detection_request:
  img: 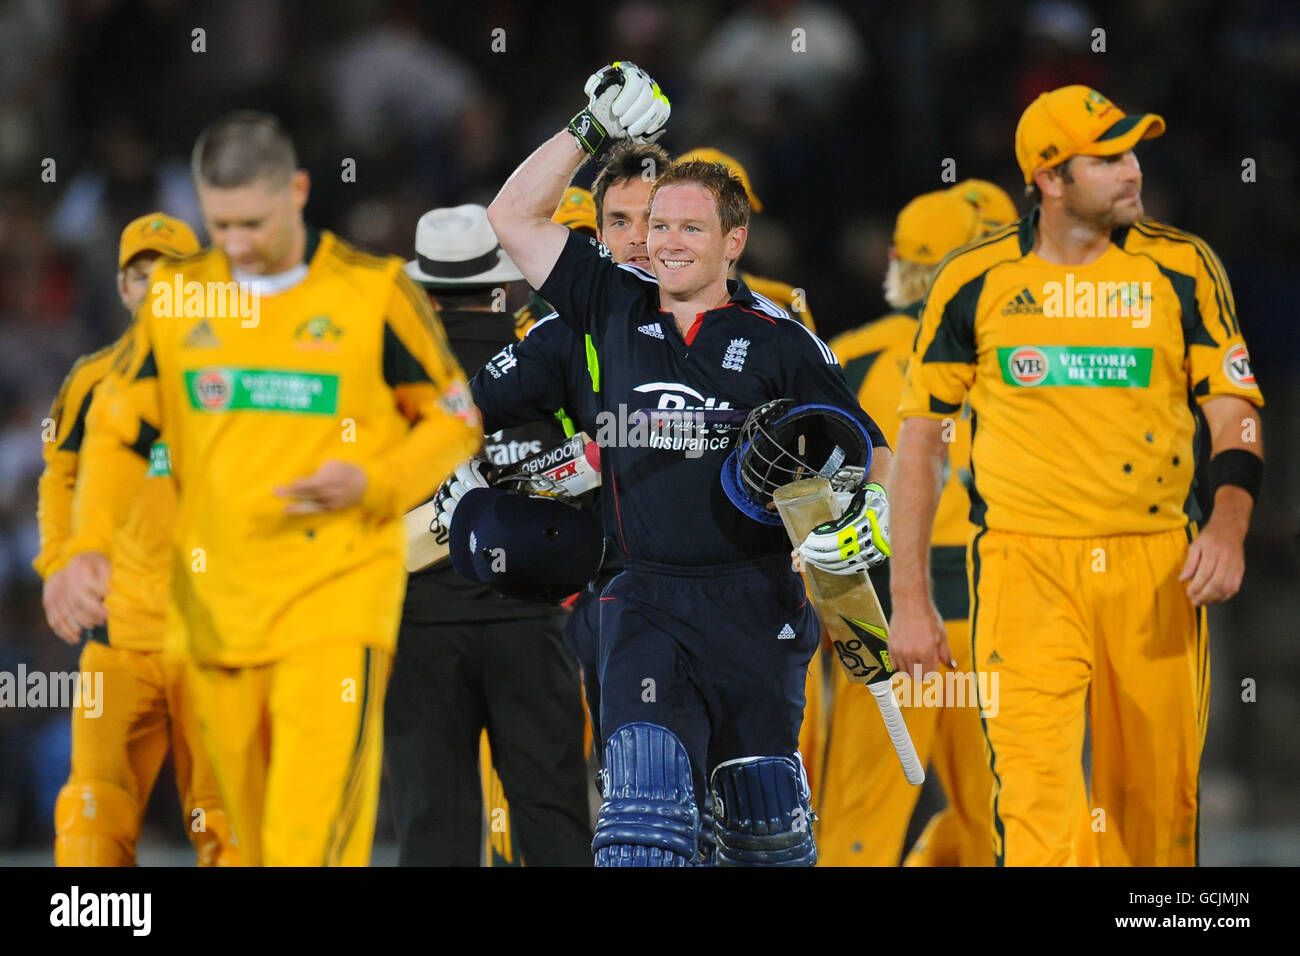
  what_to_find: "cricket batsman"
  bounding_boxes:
[474,61,892,866]
[35,212,238,866]
[889,86,1265,866]
[53,112,482,865]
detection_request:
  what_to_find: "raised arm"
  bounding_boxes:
[487,132,588,290]
[488,62,670,290]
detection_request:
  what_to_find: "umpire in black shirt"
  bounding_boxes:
[383,204,592,866]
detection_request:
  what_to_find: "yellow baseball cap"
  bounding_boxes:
[893,190,980,266]
[950,179,1019,230]
[676,147,763,212]
[1015,85,1165,184]
[552,187,598,235]
[119,213,200,269]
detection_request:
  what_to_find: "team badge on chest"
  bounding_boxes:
[722,338,750,372]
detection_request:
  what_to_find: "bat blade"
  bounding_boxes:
[773,477,925,786]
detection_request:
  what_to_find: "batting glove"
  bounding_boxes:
[797,483,891,575]
[569,61,670,158]
[434,458,493,534]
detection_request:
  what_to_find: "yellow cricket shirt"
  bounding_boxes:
[34,337,176,650]
[901,211,1263,536]
[62,230,481,666]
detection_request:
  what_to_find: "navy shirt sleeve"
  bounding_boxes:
[779,322,890,453]
[537,229,615,337]
[538,228,657,342]
[471,313,571,433]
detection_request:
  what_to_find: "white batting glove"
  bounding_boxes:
[570,62,670,156]
[606,62,670,141]
[797,483,890,575]
[434,458,493,533]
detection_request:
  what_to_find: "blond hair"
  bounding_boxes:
[884,257,938,311]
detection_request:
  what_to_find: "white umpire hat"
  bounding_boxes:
[404,203,524,288]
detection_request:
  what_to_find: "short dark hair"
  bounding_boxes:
[192,111,298,188]
[592,141,669,225]
[1026,157,1075,205]
[649,160,751,234]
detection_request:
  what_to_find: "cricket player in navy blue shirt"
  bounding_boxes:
[477,62,893,866]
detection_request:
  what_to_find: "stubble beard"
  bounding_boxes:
[1067,192,1143,233]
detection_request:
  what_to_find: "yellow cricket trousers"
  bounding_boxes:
[187,643,390,866]
[970,526,1207,866]
[813,619,1097,866]
[56,640,238,865]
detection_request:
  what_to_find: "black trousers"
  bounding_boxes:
[384,613,593,866]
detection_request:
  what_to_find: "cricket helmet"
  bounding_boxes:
[721,400,873,525]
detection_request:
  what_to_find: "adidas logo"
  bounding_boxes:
[986,649,1003,664]
[182,318,221,349]
[777,623,796,640]
[637,322,664,339]
[1001,288,1043,315]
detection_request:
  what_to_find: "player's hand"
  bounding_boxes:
[887,599,955,677]
[1179,509,1248,605]
[275,460,368,514]
[434,458,494,533]
[796,483,890,575]
[571,62,670,156]
[44,552,111,644]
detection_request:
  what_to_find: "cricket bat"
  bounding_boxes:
[773,477,925,785]
[403,432,602,573]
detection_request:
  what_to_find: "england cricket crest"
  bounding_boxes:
[721,338,749,372]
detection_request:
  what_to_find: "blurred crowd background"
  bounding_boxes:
[0,0,1297,863]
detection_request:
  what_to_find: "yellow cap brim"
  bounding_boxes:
[1079,112,1166,158]
[119,242,192,269]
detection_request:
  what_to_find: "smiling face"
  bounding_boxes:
[196,170,309,274]
[597,176,655,268]
[647,183,746,299]
[1042,151,1145,230]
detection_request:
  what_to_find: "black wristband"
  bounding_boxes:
[1208,448,1263,500]
[568,109,610,159]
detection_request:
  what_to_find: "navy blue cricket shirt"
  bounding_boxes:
[538,229,886,567]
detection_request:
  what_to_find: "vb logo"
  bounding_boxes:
[1223,344,1255,388]
[1008,347,1048,387]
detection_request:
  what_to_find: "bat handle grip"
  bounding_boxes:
[869,681,926,785]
